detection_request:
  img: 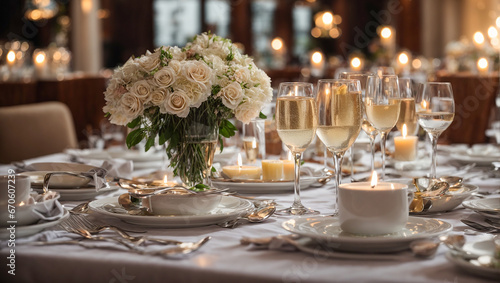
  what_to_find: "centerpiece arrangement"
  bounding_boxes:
[103,32,273,187]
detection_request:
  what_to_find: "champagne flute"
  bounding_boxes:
[275,82,319,215]
[339,72,377,172]
[316,79,362,215]
[416,82,455,178]
[365,75,401,180]
[397,78,419,136]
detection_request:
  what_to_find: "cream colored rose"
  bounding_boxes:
[130,80,151,103]
[151,87,168,106]
[170,47,186,61]
[121,58,140,81]
[119,92,144,122]
[234,67,250,83]
[220,82,243,110]
[235,101,262,124]
[168,60,181,74]
[162,89,191,118]
[153,67,176,87]
[183,61,212,86]
[137,51,161,72]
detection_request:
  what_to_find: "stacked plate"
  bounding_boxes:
[463,198,500,220]
[68,148,164,169]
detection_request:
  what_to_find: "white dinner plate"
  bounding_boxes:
[32,185,119,201]
[211,177,319,194]
[89,196,254,228]
[462,197,500,219]
[69,149,164,162]
[0,209,69,239]
[449,153,500,166]
[445,239,500,280]
[282,216,452,253]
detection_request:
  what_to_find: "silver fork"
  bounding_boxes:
[61,214,184,246]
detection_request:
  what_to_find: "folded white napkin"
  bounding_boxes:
[393,157,430,171]
[32,199,65,222]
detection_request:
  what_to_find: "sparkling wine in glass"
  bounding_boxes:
[365,75,401,180]
[315,79,362,215]
[339,72,377,172]
[396,78,419,136]
[275,82,319,215]
[416,82,455,178]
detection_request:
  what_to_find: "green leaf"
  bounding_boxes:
[126,128,145,148]
[259,112,267,119]
[127,116,141,129]
[218,135,224,152]
[191,183,210,191]
[211,166,217,173]
[104,112,110,118]
[211,85,221,96]
[144,135,155,152]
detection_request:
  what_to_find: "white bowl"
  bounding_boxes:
[0,192,61,226]
[24,162,99,188]
[142,192,222,215]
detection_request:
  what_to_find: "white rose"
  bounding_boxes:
[183,61,212,86]
[120,92,144,122]
[130,80,152,103]
[137,51,161,72]
[151,87,168,106]
[235,101,262,124]
[170,47,186,61]
[220,82,243,110]
[168,60,181,74]
[153,67,176,87]
[162,89,191,118]
[234,67,250,83]
[121,58,140,81]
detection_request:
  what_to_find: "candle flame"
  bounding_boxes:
[252,139,257,149]
[391,184,395,190]
[370,171,378,188]
[421,100,427,110]
[163,175,168,184]
[19,201,25,207]
[7,51,15,63]
[312,52,323,64]
[380,27,392,39]
[287,150,293,161]
[35,53,45,64]
[271,37,283,51]
[402,124,407,137]
[473,31,485,45]
[237,153,242,168]
[350,57,361,68]
[477,58,488,70]
[398,53,409,65]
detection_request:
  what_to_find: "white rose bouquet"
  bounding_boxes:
[103,32,273,186]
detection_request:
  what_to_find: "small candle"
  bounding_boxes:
[477,57,489,75]
[33,50,47,78]
[222,154,261,179]
[310,51,325,77]
[6,50,16,68]
[350,57,363,72]
[282,151,294,180]
[261,160,284,181]
[151,175,177,187]
[394,124,418,161]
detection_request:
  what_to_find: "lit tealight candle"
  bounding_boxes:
[222,153,262,180]
[477,57,489,75]
[151,175,177,187]
[33,50,47,78]
[350,57,362,72]
[394,124,418,161]
[311,51,325,77]
[6,50,16,68]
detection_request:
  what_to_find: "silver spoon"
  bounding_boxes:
[219,206,276,228]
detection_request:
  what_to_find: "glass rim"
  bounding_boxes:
[424,82,452,86]
[278,82,314,87]
[317,79,360,84]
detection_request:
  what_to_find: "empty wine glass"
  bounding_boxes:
[275,82,319,215]
[416,82,455,178]
[365,75,401,180]
[316,79,362,215]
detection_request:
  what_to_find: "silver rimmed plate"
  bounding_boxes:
[445,239,500,280]
[32,185,119,201]
[282,216,452,253]
[0,209,69,239]
[463,198,500,219]
[89,196,253,228]
[211,177,319,194]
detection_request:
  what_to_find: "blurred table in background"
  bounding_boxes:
[0,75,108,143]
[436,72,499,145]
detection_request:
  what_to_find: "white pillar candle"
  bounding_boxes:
[222,153,261,179]
[394,124,418,161]
[282,160,294,180]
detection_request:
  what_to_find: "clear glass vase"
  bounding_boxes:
[175,109,218,187]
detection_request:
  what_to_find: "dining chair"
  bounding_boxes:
[0,101,78,164]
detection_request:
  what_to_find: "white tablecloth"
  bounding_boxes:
[1,149,499,283]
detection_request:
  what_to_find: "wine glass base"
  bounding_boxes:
[277,205,320,216]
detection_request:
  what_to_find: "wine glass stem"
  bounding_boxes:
[332,151,344,215]
[292,152,303,209]
[380,131,388,180]
[428,133,439,179]
[369,135,376,172]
